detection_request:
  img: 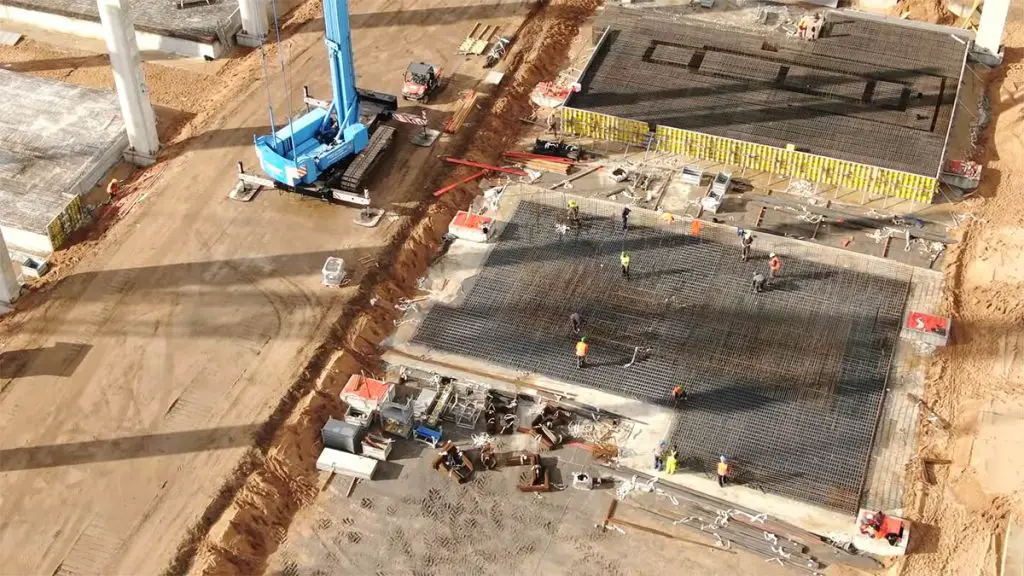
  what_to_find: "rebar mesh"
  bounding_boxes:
[412,201,910,513]
[569,10,967,177]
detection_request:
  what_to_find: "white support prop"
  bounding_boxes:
[0,229,21,308]
[96,0,159,166]
[237,0,268,47]
[975,0,1009,63]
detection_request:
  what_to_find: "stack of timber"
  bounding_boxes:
[444,90,478,133]
[503,151,573,174]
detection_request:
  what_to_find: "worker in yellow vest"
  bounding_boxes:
[620,251,631,280]
[567,199,580,226]
[665,447,678,475]
[575,336,589,369]
[717,456,730,487]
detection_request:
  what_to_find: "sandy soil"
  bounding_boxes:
[0,1,532,574]
[898,21,1024,576]
[188,1,607,573]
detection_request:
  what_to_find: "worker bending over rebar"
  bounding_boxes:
[569,312,584,334]
[740,230,753,262]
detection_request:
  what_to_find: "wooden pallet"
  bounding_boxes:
[457,23,497,55]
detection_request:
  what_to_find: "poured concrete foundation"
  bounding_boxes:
[0,69,127,254]
[0,0,236,58]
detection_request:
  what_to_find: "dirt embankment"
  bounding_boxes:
[174,1,600,574]
[899,23,1024,576]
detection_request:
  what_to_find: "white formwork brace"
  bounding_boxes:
[0,229,21,309]
[237,0,269,47]
[96,0,159,166]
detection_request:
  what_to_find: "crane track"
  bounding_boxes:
[338,125,396,194]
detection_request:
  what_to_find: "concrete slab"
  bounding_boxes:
[570,7,968,178]
[0,0,237,58]
[0,69,126,254]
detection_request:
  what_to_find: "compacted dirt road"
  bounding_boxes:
[0,1,528,573]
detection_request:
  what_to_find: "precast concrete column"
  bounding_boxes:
[97,0,159,166]
[237,0,269,47]
[976,0,1009,63]
[0,229,20,308]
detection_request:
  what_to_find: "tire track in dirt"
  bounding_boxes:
[169,1,600,574]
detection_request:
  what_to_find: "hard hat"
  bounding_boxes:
[769,252,776,258]
[580,336,587,342]
[720,455,726,462]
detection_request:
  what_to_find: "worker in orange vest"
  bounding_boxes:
[672,384,687,404]
[107,178,120,198]
[717,456,730,487]
[575,336,589,369]
[768,253,782,283]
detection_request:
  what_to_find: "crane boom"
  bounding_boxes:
[323,0,358,137]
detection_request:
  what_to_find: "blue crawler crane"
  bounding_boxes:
[236,0,397,205]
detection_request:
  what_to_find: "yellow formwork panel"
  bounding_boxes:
[562,108,648,146]
[647,123,937,202]
[46,196,84,250]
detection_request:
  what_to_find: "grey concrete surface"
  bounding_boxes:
[1,0,238,43]
[0,69,126,244]
[268,438,797,576]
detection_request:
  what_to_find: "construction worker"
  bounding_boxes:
[740,231,753,262]
[665,447,678,475]
[575,336,589,369]
[569,312,584,334]
[768,252,782,283]
[107,178,120,198]
[653,441,667,471]
[752,271,766,293]
[672,384,687,403]
[620,251,631,280]
[717,456,730,487]
[567,199,580,225]
[621,206,631,232]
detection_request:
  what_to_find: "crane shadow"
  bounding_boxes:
[0,424,261,472]
[0,342,92,379]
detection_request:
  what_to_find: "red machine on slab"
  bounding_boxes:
[857,509,909,553]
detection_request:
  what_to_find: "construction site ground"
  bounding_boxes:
[0,1,533,574]
[0,1,1022,575]
[266,434,794,576]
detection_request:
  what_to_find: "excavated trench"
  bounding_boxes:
[164,1,601,574]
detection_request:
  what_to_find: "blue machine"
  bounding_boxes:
[242,0,396,205]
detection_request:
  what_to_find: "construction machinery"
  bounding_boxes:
[856,509,910,554]
[401,62,444,103]
[432,440,474,483]
[236,0,397,206]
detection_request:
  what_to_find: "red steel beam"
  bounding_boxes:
[444,157,527,176]
[432,169,488,197]
[502,151,574,164]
